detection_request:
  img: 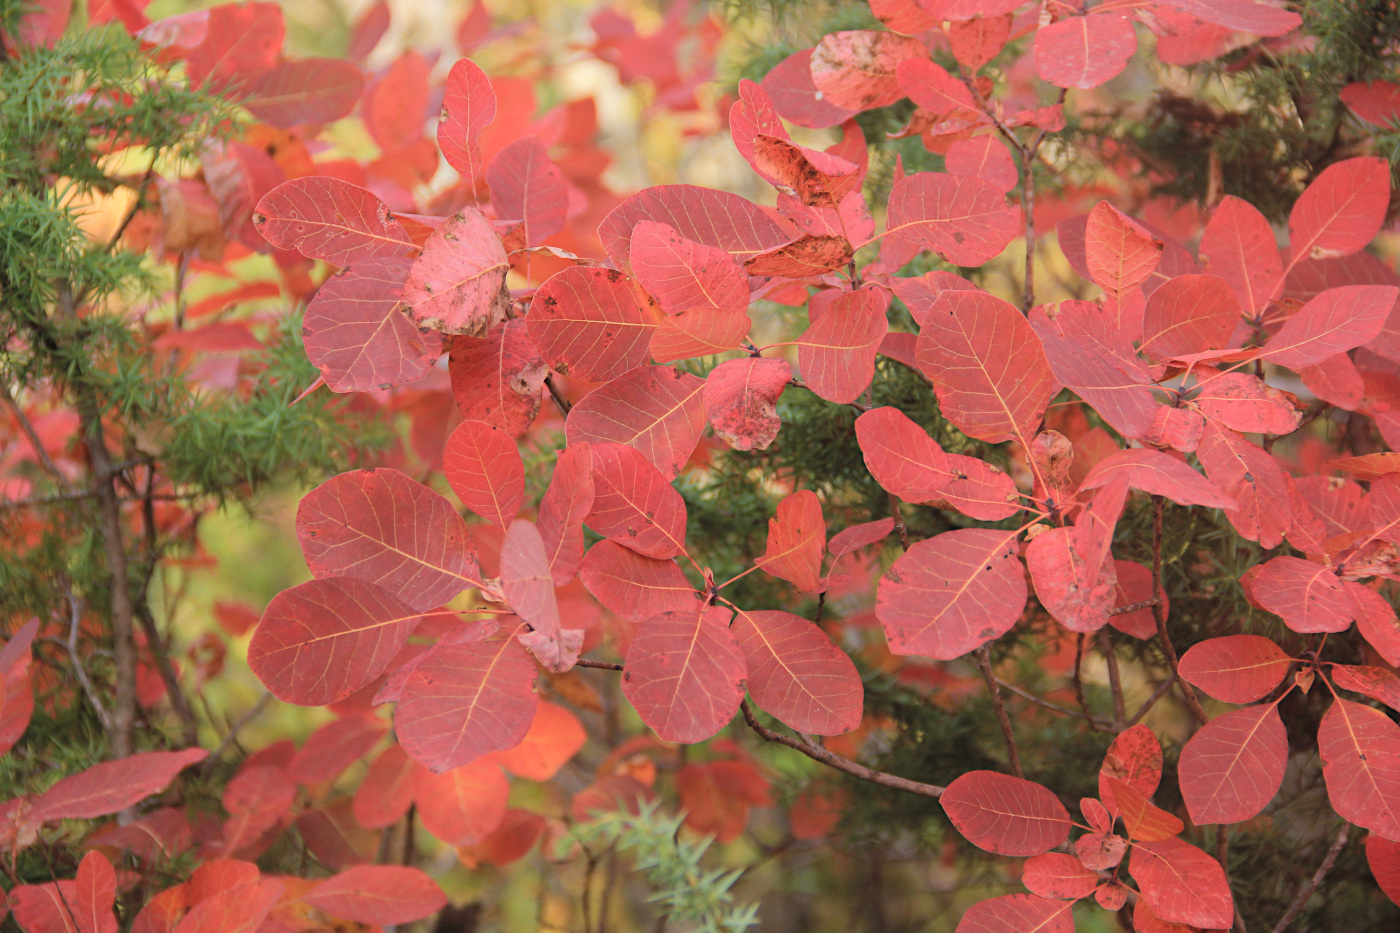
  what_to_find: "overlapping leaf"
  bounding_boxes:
[528,266,659,381]
[565,366,706,479]
[886,173,1020,266]
[621,606,747,743]
[443,420,525,527]
[796,285,888,404]
[254,178,413,266]
[402,208,511,336]
[704,357,790,451]
[586,442,688,559]
[1179,635,1292,703]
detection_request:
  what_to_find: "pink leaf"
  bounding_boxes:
[796,285,888,404]
[171,879,284,933]
[303,866,447,926]
[29,749,207,823]
[1195,423,1294,548]
[1034,14,1137,89]
[578,540,702,623]
[486,136,567,246]
[1099,724,1164,816]
[1288,157,1391,261]
[402,208,511,336]
[1193,372,1303,435]
[760,49,856,129]
[1179,704,1288,824]
[1130,837,1234,929]
[502,519,580,672]
[74,851,117,933]
[414,759,509,844]
[756,490,826,593]
[566,366,706,479]
[240,58,364,127]
[886,172,1021,266]
[1199,197,1281,318]
[732,608,862,735]
[1341,80,1400,126]
[222,766,295,852]
[1080,448,1235,509]
[586,443,688,560]
[396,635,538,773]
[448,319,548,437]
[704,357,791,451]
[952,894,1074,933]
[1139,273,1242,360]
[254,178,413,266]
[249,578,421,705]
[650,307,751,362]
[1084,202,1163,296]
[538,444,595,586]
[1021,852,1098,900]
[1331,664,1400,714]
[1260,284,1399,370]
[945,136,1017,193]
[1319,697,1400,839]
[1366,833,1400,906]
[1155,0,1300,36]
[298,468,481,612]
[854,406,953,502]
[940,770,1071,856]
[621,606,747,743]
[438,58,497,189]
[1251,556,1358,633]
[913,288,1055,444]
[810,30,928,111]
[630,221,749,314]
[1178,635,1293,703]
[444,420,525,527]
[599,184,792,274]
[528,266,659,381]
[353,745,416,830]
[876,528,1026,659]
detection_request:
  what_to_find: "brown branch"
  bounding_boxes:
[1268,825,1349,933]
[576,658,623,671]
[789,377,872,413]
[993,675,1111,729]
[135,603,199,746]
[545,372,572,417]
[0,383,69,486]
[1127,676,1178,727]
[201,691,272,776]
[63,591,113,735]
[741,700,944,799]
[1072,633,1096,727]
[975,645,1024,778]
[1152,495,1209,725]
[1111,597,1159,616]
[1099,628,1127,730]
[888,493,910,551]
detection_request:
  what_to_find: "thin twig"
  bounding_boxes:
[135,603,199,747]
[1072,634,1095,726]
[201,691,273,776]
[1268,825,1349,933]
[545,373,572,417]
[0,383,69,486]
[975,645,1024,778]
[741,700,945,799]
[888,493,910,551]
[1111,597,1159,616]
[789,377,872,413]
[1152,495,1209,725]
[993,676,1111,729]
[1127,676,1177,727]
[64,591,113,734]
[576,658,623,671]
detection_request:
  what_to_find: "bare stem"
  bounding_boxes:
[545,373,572,417]
[1268,825,1349,933]
[201,691,273,776]
[741,700,945,799]
[1127,676,1178,727]
[1099,628,1126,730]
[994,675,1110,729]
[1,383,68,485]
[1152,495,1209,725]
[64,591,112,735]
[888,493,910,551]
[975,646,1023,778]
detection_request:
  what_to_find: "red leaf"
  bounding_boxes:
[1099,724,1164,816]
[1352,582,1400,667]
[75,851,117,933]
[809,30,928,111]
[1179,703,1288,824]
[1025,525,1118,634]
[493,700,587,780]
[538,444,595,586]
[761,49,856,129]
[1139,273,1241,360]
[951,894,1074,933]
[621,606,747,743]
[945,136,1017,193]
[1331,664,1400,713]
[1251,556,1358,634]
[395,635,539,773]
[578,540,702,622]
[1080,448,1235,509]
[28,749,206,823]
[1034,14,1137,89]
[940,770,1071,856]
[298,468,481,612]
[353,745,416,829]
[438,58,497,189]
[913,288,1055,444]
[1021,852,1098,900]
[1155,0,1300,36]
[449,319,548,437]
[704,357,790,451]
[586,443,688,560]
[413,759,509,844]
[947,15,1013,73]
[1319,697,1400,839]
[1300,352,1365,410]
[250,578,422,705]
[854,406,953,502]
[730,79,788,175]
[599,184,792,274]
[886,172,1020,266]
[0,619,37,756]
[630,221,749,314]
[933,453,1023,521]
[828,518,894,564]
[1131,838,1234,929]
[1193,373,1302,435]
[650,307,752,362]
[1260,284,1398,370]
[185,2,282,90]
[291,716,387,786]
[752,135,861,208]
[240,58,364,127]
[1084,202,1163,296]
[1288,157,1391,261]
[303,866,446,926]
[362,50,428,150]
[254,178,413,266]
[173,879,284,933]
[1195,423,1294,548]
[1110,560,1165,639]
[1030,302,1157,439]
[868,0,939,34]
[347,0,389,60]
[566,366,706,479]
[302,256,442,393]
[402,208,511,336]
[1341,80,1400,125]
[444,420,525,527]
[732,607,861,736]
[502,519,581,672]
[1095,883,1128,911]
[1179,635,1293,703]
[486,136,567,246]
[1076,832,1128,870]
[1200,197,1282,318]
[676,759,771,843]
[528,266,659,382]
[462,809,545,866]
[756,490,826,593]
[1366,833,1400,906]
[876,528,1026,660]
[221,765,295,853]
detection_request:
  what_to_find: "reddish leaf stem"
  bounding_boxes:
[1267,825,1349,933]
[1152,495,1210,725]
[740,700,945,799]
[975,645,1024,778]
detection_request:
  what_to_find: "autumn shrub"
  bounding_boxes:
[6,1,1400,932]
